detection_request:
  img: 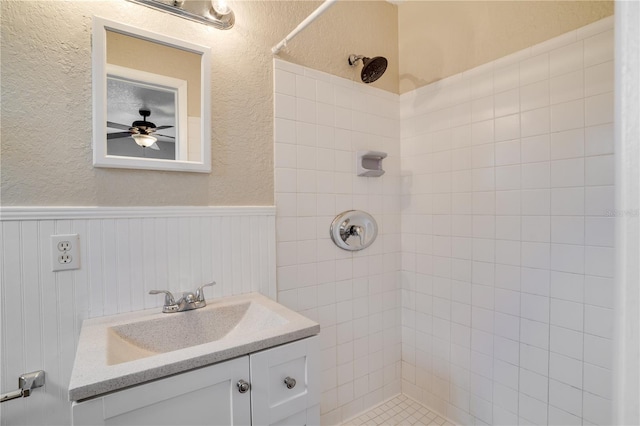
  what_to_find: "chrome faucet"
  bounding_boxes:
[149,282,216,313]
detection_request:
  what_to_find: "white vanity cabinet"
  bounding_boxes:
[72,356,251,425]
[71,336,319,426]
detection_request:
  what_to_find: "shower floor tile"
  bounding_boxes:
[341,394,455,426]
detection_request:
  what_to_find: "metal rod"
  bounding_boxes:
[0,371,45,403]
[271,0,338,54]
[0,389,23,403]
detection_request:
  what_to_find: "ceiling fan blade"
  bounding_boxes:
[154,125,173,130]
[155,133,175,139]
[148,143,160,151]
[107,121,132,130]
[107,132,132,139]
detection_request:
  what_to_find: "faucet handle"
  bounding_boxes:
[183,292,196,303]
[195,282,216,302]
[149,290,176,306]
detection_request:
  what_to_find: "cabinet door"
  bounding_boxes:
[250,336,319,426]
[72,356,251,426]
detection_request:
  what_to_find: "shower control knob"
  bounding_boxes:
[237,379,250,393]
[284,376,296,389]
[330,210,378,251]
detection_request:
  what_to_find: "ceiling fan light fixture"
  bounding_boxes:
[132,133,158,148]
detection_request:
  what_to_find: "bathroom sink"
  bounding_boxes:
[106,301,288,365]
[69,292,319,401]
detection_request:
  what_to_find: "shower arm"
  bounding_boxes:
[272,0,338,54]
[348,54,365,66]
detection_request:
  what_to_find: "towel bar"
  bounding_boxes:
[0,370,45,403]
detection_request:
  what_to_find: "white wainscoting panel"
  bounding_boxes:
[0,206,275,426]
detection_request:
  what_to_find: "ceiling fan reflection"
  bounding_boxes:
[106,108,174,151]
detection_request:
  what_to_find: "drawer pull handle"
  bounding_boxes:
[284,377,296,389]
[237,379,250,393]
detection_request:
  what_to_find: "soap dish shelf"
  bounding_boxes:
[356,151,387,177]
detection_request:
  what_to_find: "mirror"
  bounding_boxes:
[92,17,211,172]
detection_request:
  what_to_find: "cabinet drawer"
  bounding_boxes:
[250,336,319,425]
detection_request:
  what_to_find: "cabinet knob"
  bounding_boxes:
[237,379,250,393]
[284,376,296,389]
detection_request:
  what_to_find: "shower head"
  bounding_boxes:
[348,54,388,84]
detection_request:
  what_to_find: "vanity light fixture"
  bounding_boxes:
[131,133,158,148]
[126,0,234,30]
[210,0,231,18]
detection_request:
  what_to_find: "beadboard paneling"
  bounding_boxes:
[0,207,275,426]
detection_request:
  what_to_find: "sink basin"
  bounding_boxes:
[106,301,288,365]
[69,292,319,401]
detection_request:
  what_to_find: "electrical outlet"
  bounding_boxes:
[51,234,80,272]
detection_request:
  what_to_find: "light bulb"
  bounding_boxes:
[211,0,230,16]
[132,134,157,148]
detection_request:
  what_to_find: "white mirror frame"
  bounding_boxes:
[92,16,211,172]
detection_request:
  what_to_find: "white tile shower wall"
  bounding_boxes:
[274,59,402,425]
[399,17,615,426]
[0,207,275,426]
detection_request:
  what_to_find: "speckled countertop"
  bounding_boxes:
[68,292,320,401]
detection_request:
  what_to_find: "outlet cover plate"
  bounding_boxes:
[51,234,80,272]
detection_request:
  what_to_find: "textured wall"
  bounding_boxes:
[398,1,614,93]
[0,0,398,206]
